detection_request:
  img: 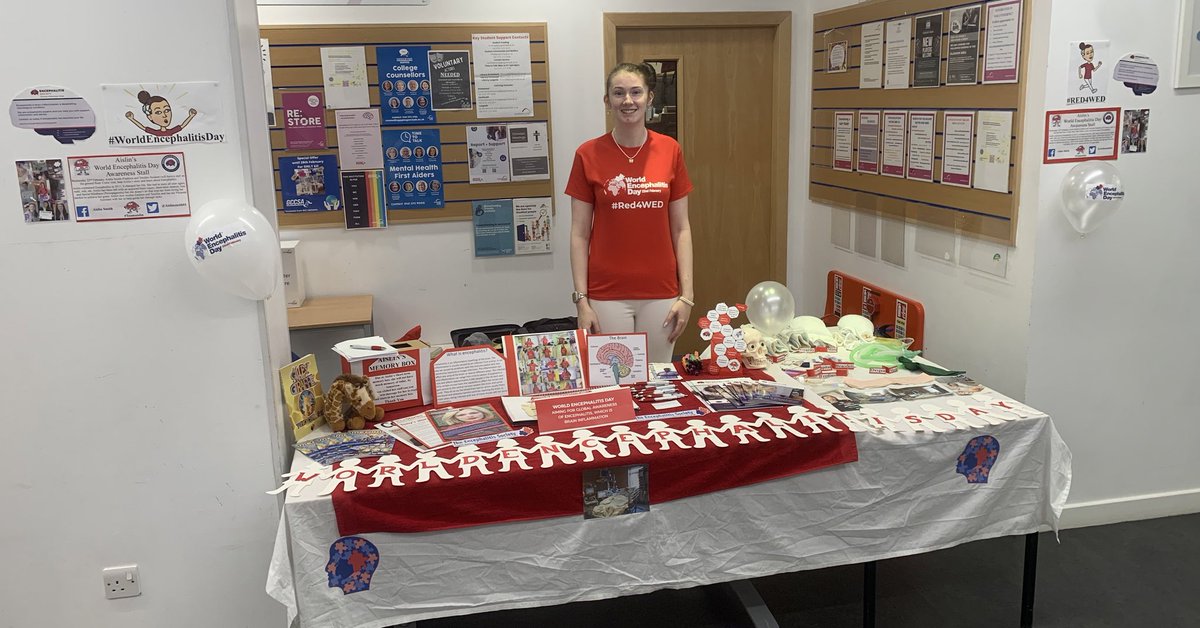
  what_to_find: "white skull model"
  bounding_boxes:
[789,315,836,348]
[741,326,770,369]
[835,314,875,349]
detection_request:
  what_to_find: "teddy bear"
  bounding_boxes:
[323,374,385,431]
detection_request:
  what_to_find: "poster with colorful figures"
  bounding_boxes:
[377,46,435,125]
[381,128,443,209]
[502,330,587,396]
[279,154,340,212]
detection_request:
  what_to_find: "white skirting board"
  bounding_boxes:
[1059,488,1200,530]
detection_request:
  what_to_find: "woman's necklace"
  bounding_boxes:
[611,130,647,163]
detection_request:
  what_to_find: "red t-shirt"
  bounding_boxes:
[565,131,692,300]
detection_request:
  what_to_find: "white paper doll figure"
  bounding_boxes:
[607,425,654,457]
[803,406,870,433]
[894,406,953,433]
[751,411,809,440]
[570,429,617,463]
[973,393,1040,419]
[412,450,455,483]
[493,439,533,472]
[717,415,772,445]
[945,399,1005,426]
[644,420,694,451]
[266,468,327,497]
[319,458,370,496]
[365,454,407,488]
[451,444,495,478]
[786,407,844,434]
[530,435,577,468]
[920,403,988,429]
[684,419,730,448]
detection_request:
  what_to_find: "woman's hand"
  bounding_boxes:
[662,299,692,342]
[577,301,601,334]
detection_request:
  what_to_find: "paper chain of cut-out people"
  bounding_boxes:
[270,393,1041,497]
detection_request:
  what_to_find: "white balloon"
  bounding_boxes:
[1060,161,1125,234]
[185,199,280,300]
[744,280,795,336]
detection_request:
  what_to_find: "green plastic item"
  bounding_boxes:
[849,339,920,368]
[897,355,965,376]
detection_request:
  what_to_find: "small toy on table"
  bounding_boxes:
[682,352,704,376]
[323,373,385,432]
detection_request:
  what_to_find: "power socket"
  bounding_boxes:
[103,565,141,599]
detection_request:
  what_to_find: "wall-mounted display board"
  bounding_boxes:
[261,23,554,228]
[810,1,1029,244]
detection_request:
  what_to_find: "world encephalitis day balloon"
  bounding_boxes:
[185,198,280,300]
[1059,161,1125,234]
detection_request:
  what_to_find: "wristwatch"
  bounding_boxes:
[571,291,588,304]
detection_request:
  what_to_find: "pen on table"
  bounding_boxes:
[350,344,389,351]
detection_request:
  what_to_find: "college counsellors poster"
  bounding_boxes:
[382,128,443,209]
[378,45,435,125]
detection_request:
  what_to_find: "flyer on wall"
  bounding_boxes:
[833,111,855,171]
[1043,107,1119,164]
[913,12,944,88]
[880,110,908,177]
[946,5,982,85]
[586,333,649,387]
[9,85,96,144]
[982,0,1022,84]
[340,169,387,229]
[513,196,553,255]
[941,111,976,187]
[906,111,936,182]
[1066,41,1110,105]
[974,110,1013,192]
[826,40,849,73]
[281,91,326,150]
[334,109,383,170]
[102,82,226,147]
[69,152,189,221]
[16,159,70,223]
[1121,109,1149,154]
[382,128,444,209]
[507,121,550,181]
[472,198,515,257]
[466,124,511,183]
[280,154,340,212]
[377,45,435,125]
[471,33,535,118]
[884,17,912,89]
[856,110,881,174]
[320,46,370,109]
[859,21,884,89]
[428,50,473,111]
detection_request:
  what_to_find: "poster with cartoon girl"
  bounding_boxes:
[102,82,228,147]
[1068,41,1109,102]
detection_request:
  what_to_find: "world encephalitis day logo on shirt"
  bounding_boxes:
[602,174,670,205]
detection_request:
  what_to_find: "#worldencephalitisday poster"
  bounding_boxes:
[102,82,227,147]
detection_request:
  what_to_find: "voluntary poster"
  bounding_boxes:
[827,40,849,73]
[334,108,383,171]
[9,85,96,144]
[466,124,510,184]
[280,154,341,212]
[975,110,1014,192]
[377,45,435,125]
[472,198,516,257]
[514,196,553,255]
[1067,41,1110,105]
[281,91,326,150]
[320,46,369,109]
[947,5,982,85]
[586,333,649,387]
[859,22,884,89]
[1042,107,1119,164]
[382,128,444,209]
[428,50,473,110]
[856,110,881,174]
[881,110,908,177]
[941,111,976,187]
[340,169,387,229]
[69,152,189,221]
[982,0,1022,84]
[833,111,854,171]
[913,12,944,88]
[884,18,912,89]
[430,345,514,407]
[15,159,70,223]
[260,39,276,126]
[102,82,225,147]
[472,33,535,118]
[1121,109,1149,154]
[906,111,936,182]
[507,121,550,181]
[279,354,324,440]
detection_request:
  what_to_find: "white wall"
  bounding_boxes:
[0,1,285,626]
[261,0,816,348]
[1026,0,1200,525]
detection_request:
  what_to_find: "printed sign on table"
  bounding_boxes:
[1043,107,1119,164]
[282,91,326,150]
[69,152,189,221]
[534,387,637,435]
[382,128,443,209]
[431,346,516,407]
[280,154,340,212]
[378,45,435,125]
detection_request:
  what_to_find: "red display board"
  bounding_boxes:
[823,271,926,350]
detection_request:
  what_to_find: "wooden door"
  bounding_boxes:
[607,13,792,356]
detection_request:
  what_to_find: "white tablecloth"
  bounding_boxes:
[267,412,1071,628]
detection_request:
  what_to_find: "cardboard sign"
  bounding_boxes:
[534,387,636,435]
[333,337,430,412]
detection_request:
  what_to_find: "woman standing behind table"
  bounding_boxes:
[566,62,694,363]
